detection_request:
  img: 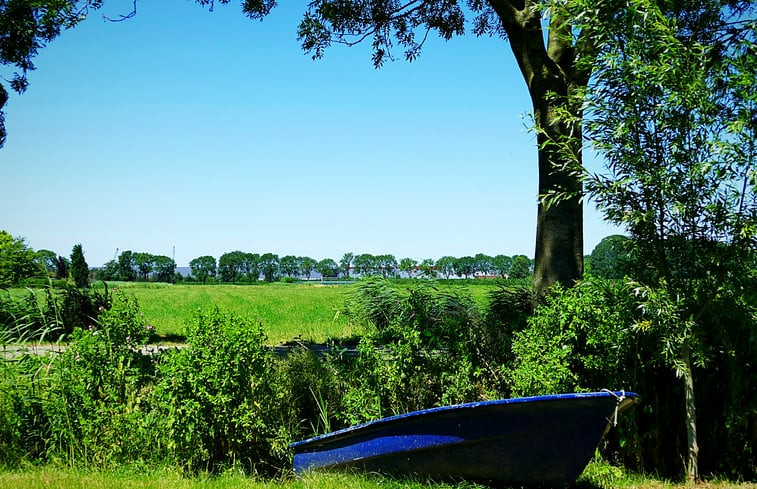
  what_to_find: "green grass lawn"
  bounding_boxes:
[0,465,754,489]
[126,280,502,343]
[0,469,483,489]
[114,282,357,344]
[6,279,507,345]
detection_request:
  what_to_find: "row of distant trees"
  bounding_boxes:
[96,251,177,283]
[3,229,632,288]
[186,252,535,284]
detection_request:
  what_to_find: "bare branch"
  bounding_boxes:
[103,0,137,22]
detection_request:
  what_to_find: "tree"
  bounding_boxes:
[377,254,398,278]
[190,255,217,284]
[352,253,377,276]
[290,0,599,301]
[219,250,246,282]
[510,255,532,279]
[97,259,120,281]
[70,243,89,288]
[133,252,154,281]
[0,230,38,286]
[473,253,494,277]
[587,235,633,279]
[582,1,756,479]
[435,256,457,279]
[339,252,354,278]
[0,1,99,147]
[152,255,176,283]
[35,249,58,276]
[316,258,338,279]
[492,254,513,278]
[259,253,279,282]
[55,255,69,280]
[418,258,437,278]
[117,250,137,281]
[240,252,260,283]
[300,256,317,279]
[279,255,300,278]
[399,257,418,278]
[454,256,476,279]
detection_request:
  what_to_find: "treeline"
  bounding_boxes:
[2,229,535,287]
[184,251,534,284]
[97,251,177,283]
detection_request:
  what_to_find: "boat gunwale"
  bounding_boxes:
[290,390,639,449]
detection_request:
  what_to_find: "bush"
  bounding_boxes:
[151,308,287,474]
[44,291,155,466]
[0,289,56,344]
[508,279,639,397]
[275,347,346,439]
[471,285,533,396]
[338,281,490,424]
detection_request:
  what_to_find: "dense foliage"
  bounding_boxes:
[578,0,756,479]
[1,275,756,480]
[0,231,39,287]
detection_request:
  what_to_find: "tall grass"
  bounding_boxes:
[0,468,492,489]
[0,465,754,489]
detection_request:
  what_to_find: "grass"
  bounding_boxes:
[0,464,754,489]
[120,283,356,344]
[0,468,486,489]
[123,280,501,343]
[6,279,507,345]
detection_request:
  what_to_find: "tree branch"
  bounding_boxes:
[103,0,137,22]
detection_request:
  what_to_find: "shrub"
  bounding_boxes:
[69,244,89,289]
[44,290,155,466]
[339,281,488,424]
[471,285,533,396]
[274,347,346,439]
[151,307,287,474]
[0,289,56,344]
[508,279,640,397]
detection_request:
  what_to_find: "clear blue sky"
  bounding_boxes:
[1,0,618,267]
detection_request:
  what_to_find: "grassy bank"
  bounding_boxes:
[0,464,754,489]
[0,469,480,489]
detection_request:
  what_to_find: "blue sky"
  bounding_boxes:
[1,0,618,267]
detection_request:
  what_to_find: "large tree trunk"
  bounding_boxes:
[531,85,584,303]
[494,1,587,304]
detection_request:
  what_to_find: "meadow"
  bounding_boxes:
[92,280,500,344]
[0,463,754,489]
[110,282,355,344]
[2,278,754,487]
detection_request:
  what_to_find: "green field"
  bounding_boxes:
[119,281,501,344]
[6,280,505,345]
[109,282,356,344]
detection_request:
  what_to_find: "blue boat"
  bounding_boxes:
[291,390,639,488]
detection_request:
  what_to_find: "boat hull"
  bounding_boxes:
[291,391,638,488]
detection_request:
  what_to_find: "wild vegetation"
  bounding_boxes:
[1,0,755,487]
[1,275,755,483]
